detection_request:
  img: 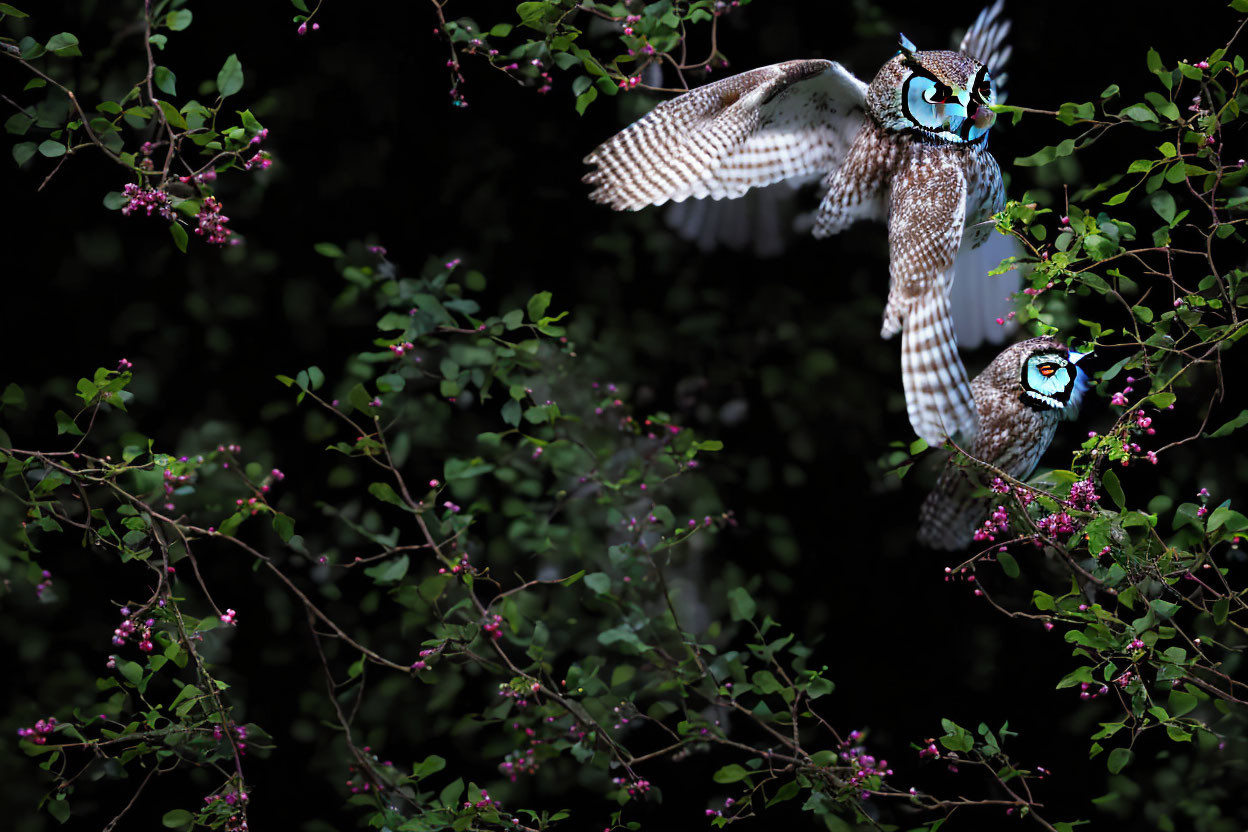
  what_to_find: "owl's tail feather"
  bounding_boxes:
[917,464,988,550]
[891,289,980,445]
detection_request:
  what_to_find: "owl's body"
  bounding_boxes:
[917,337,1089,550]
[583,2,1016,445]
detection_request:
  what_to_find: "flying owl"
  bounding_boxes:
[582,2,1015,444]
[916,336,1090,550]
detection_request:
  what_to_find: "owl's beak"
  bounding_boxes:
[971,103,995,130]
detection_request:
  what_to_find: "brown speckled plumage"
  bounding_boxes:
[917,337,1075,550]
[581,3,1015,445]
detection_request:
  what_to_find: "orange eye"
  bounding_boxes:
[1038,364,1056,377]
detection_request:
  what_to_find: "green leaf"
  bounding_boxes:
[47,796,70,824]
[363,554,409,584]
[2,383,26,410]
[713,764,749,783]
[170,222,188,253]
[0,4,31,17]
[161,809,193,829]
[13,141,37,165]
[1167,690,1197,718]
[575,85,598,115]
[765,779,801,808]
[501,399,521,427]
[314,241,344,258]
[119,659,143,685]
[1120,104,1158,123]
[439,777,465,808]
[1101,469,1125,509]
[584,572,612,595]
[1107,747,1133,773]
[727,586,756,621]
[45,32,80,56]
[527,291,552,322]
[413,754,447,778]
[1206,409,1248,438]
[154,66,177,96]
[559,569,586,587]
[38,140,67,158]
[1149,191,1176,225]
[216,53,244,98]
[997,551,1020,578]
[1207,506,1248,533]
[165,9,192,30]
[55,410,84,436]
[368,481,409,509]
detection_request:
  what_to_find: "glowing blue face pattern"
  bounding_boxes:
[900,64,995,143]
[1020,350,1081,410]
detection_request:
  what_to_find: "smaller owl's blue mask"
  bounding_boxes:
[901,64,996,143]
[1020,349,1086,411]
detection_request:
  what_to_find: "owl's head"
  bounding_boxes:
[1018,342,1090,412]
[868,35,997,144]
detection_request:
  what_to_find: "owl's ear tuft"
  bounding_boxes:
[898,33,918,56]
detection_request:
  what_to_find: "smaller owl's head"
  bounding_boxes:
[1019,346,1089,412]
[868,36,996,144]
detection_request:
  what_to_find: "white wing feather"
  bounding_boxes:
[583,60,868,211]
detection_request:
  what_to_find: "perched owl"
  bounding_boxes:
[582,1,1015,444]
[916,336,1090,550]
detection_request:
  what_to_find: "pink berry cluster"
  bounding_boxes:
[219,608,238,625]
[1034,512,1075,538]
[16,716,57,745]
[212,722,249,754]
[972,505,1010,543]
[463,788,500,809]
[705,797,736,818]
[496,683,533,709]
[120,183,174,219]
[177,168,217,186]
[194,196,234,245]
[112,607,157,652]
[1078,681,1110,701]
[436,545,471,575]
[117,357,133,371]
[839,729,893,794]
[34,569,52,598]
[389,341,415,357]
[611,776,652,797]
[481,612,504,640]
[204,789,248,806]
[410,646,442,672]
[498,746,541,781]
[1068,479,1100,511]
[296,20,320,35]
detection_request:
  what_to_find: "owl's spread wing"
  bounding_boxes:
[882,161,979,445]
[949,230,1023,349]
[582,60,868,211]
[958,0,1012,92]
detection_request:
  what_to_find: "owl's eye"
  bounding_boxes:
[922,82,954,104]
[971,66,994,104]
[1037,363,1057,377]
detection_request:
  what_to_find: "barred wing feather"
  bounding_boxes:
[583,59,868,211]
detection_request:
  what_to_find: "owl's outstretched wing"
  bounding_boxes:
[583,60,867,211]
[958,0,1012,92]
[882,160,979,445]
[949,230,1022,349]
